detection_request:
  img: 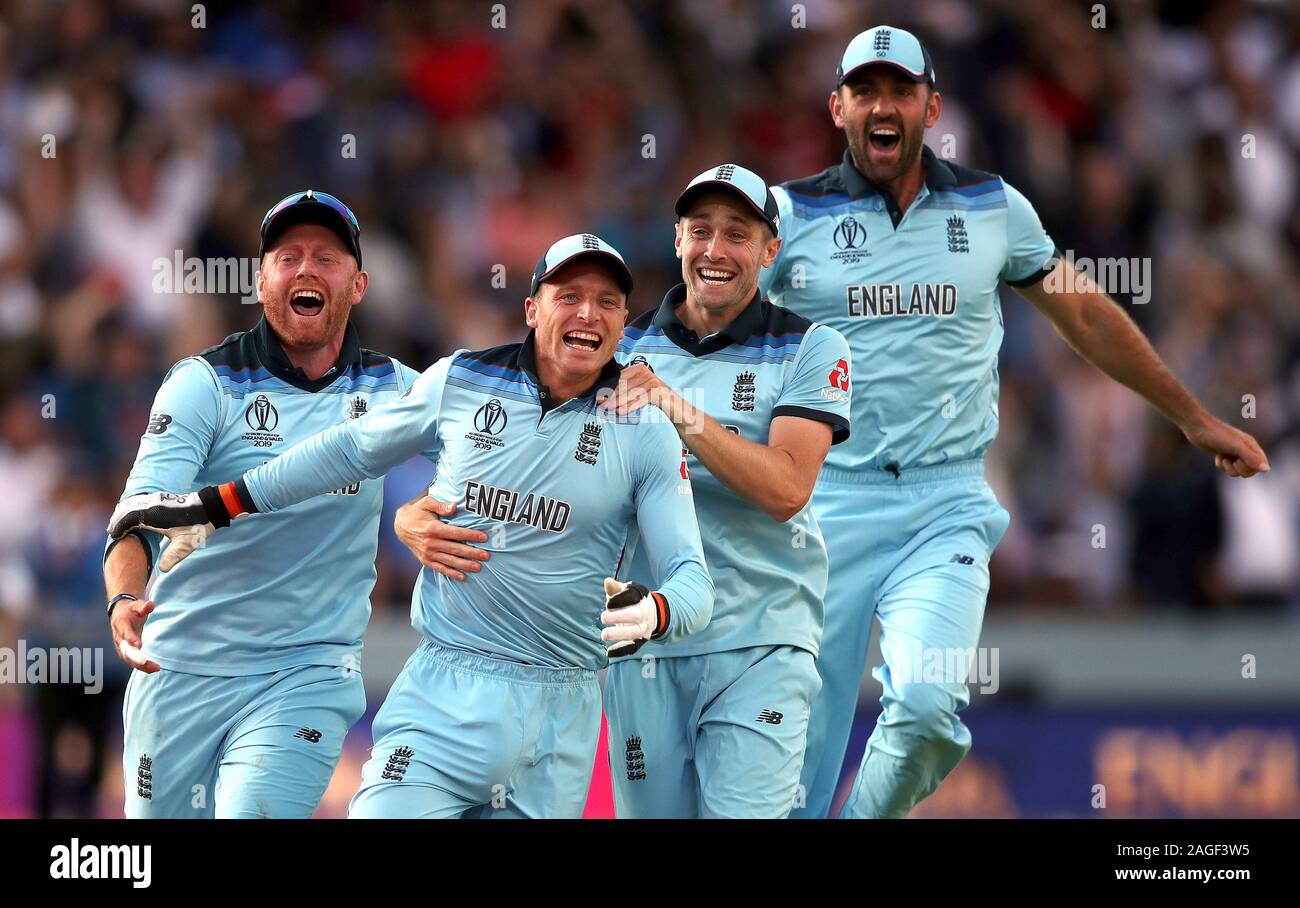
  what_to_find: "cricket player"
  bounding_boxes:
[109,233,715,819]
[103,190,431,817]
[401,168,853,818]
[762,26,1269,819]
[597,164,852,817]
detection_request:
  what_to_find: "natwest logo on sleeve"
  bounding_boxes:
[822,358,850,402]
[828,358,850,391]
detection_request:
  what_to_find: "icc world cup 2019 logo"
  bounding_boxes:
[467,398,508,451]
[831,215,871,265]
[833,216,865,251]
[245,394,279,432]
[241,394,283,447]
[474,399,508,435]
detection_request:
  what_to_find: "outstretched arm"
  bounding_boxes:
[1015,261,1268,478]
[108,354,460,568]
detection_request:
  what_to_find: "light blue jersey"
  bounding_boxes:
[762,146,1057,474]
[110,317,430,676]
[616,286,851,658]
[240,333,714,672]
[765,147,1057,818]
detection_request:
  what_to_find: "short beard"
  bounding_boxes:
[264,293,350,352]
[846,125,925,187]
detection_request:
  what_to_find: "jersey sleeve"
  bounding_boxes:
[243,352,460,513]
[631,419,714,645]
[759,185,796,301]
[773,324,852,444]
[106,357,224,574]
[1000,180,1059,287]
[393,358,441,463]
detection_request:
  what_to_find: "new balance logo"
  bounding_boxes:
[381,746,415,781]
[625,735,646,782]
[757,709,784,725]
[136,754,153,800]
[950,554,975,565]
[294,727,322,743]
[574,421,602,466]
[947,215,969,254]
[732,371,756,411]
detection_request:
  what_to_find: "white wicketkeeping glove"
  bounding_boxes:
[107,486,242,572]
[601,577,668,658]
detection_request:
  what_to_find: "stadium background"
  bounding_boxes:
[0,0,1298,818]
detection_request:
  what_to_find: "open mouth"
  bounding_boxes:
[868,125,902,153]
[697,267,735,287]
[562,330,601,352]
[290,289,325,317]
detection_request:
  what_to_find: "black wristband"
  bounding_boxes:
[107,592,139,617]
[197,485,232,528]
[198,480,258,529]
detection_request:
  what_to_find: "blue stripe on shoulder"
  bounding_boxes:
[451,358,530,383]
[445,375,537,403]
[943,179,1002,198]
[447,361,533,395]
[785,190,852,208]
[621,325,664,342]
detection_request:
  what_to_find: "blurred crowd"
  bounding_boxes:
[0,0,1297,682]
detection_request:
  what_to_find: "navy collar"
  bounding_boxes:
[252,315,362,392]
[840,145,956,227]
[651,283,767,357]
[518,329,622,414]
[839,144,956,198]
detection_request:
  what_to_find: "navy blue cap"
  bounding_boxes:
[260,190,362,266]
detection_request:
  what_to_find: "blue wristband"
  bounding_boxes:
[107,592,139,617]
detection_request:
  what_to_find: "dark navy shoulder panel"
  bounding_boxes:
[626,308,658,332]
[934,159,1002,191]
[781,163,845,201]
[360,348,395,371]
[198,329,257,371]
[459,341,523,369]
[753,297,814,342]
[460,338,525,374]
